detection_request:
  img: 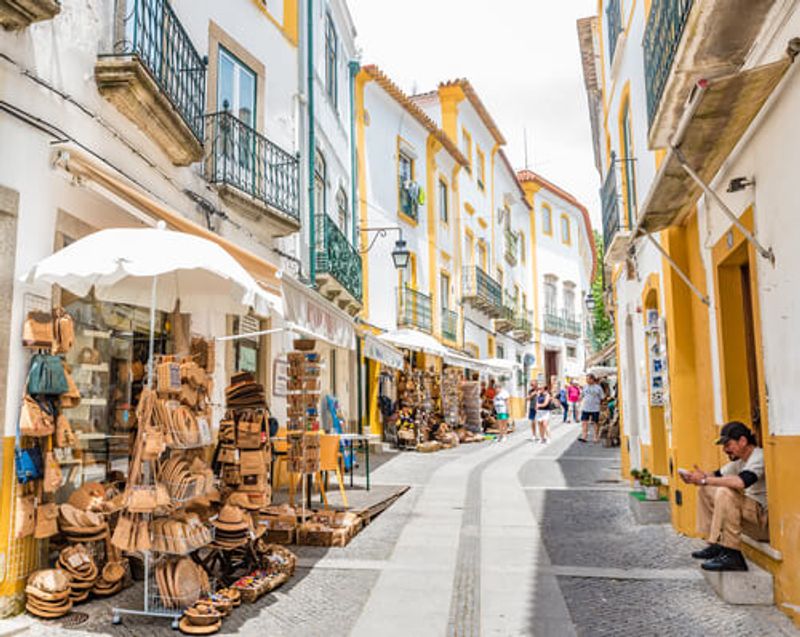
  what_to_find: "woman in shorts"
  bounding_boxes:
[527,380,539,441]
[535,386,553,443]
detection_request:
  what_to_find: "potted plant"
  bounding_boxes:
[644,475,661,501]
[630,468,642,491]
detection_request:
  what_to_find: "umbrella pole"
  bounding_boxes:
[147,275,158,389]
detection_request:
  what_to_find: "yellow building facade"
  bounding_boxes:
[580,0,800,625]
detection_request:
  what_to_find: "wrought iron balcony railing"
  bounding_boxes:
[644,0,694,128]
[106,0,206,142]
[461,266,503,317]
[512,310,533,343]
[315,214,363,303]
[544,311,564,336]
[601,153,622,253]
[398,286,432,334]
[495,289,517,333]
[441,307,458,342]
[563,313,582,339]
[206,111,300,222]
[606,0,623,64]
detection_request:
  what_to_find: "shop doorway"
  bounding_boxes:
[544,349,559,388]
[716,242,763,445]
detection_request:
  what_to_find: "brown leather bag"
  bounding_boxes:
[20,395,55,437]
[14,494,35,539]
[51,308,74,355]
[43,452,62,493]
[55,414,76,448]
[236,419,262,450]
[60,366,81,409]
[34,501,59,539]
[240,449,267,476]
[22,311,54,349]
[111,514,134,551]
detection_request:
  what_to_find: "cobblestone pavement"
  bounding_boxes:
[2,424,798,636]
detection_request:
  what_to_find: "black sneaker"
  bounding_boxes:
[701,548,748,572]
[691,543,723,560]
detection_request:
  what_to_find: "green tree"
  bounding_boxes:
[590,231,614,352]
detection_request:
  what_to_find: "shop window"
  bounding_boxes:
[497,344,505,359]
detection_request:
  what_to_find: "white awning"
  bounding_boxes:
[363,334,405,370]
[443,350,485,372]
[482,358,520,375]
[280,274,356,350]
[377,328,448,357]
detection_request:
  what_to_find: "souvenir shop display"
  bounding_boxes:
[460,381,482,433]
[285,339,321,480]
[441,368,461,427]
[296,509,362,548]
[257,504,298,545]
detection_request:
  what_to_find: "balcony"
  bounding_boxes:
[0,0,60,29]
[315,214,363,315]
[205,111,300,236]
[397,286,432,334]
[644,0,776,148]
[563,314,582,339]
[504,228,519,266]
[461,266,502,318]
[441,307,458,343]
[601,153,630,265]
[95,0,206,166]
[494,290,517,333]
[543,311,564,336]
[512,310,533,343]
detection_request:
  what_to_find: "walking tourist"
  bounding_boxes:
[493,382,511,443]
[579,374,604,443]
[558,382,569,422]
[535,385,553,443]
[679,422,768,572]
[527,380,539,441]
[567,380,581,423]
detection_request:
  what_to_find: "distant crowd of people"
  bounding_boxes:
[479,373,618,445]
[526,373,616,444]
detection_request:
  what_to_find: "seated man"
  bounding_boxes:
[680,421,768,572]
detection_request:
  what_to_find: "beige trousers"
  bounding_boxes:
[697,485,769,550]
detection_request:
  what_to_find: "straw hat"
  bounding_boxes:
[211,505,250,532]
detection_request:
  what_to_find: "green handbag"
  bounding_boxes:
[28,354,68,396]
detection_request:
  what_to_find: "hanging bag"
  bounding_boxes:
[55,413,76,448]
[22,311,54,349]
[34,501,59,539]
[27,354,68,396]
[14,493,36,539]
[51,308,75,355]
[15,397,43,484]
[20,395,55,437]
[59,365,81,409]
[43,451,62,493]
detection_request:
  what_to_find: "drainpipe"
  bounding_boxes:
[307,0,316,285]
[349,60,360,246]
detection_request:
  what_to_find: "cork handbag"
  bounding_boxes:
[51,308,74,355]
[34,501,59,539]
[20,395,55,438]
[42,452,62,493]
[14,493,36,539]
[22,311,54,349]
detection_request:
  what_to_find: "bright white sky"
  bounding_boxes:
[347,0,601,227]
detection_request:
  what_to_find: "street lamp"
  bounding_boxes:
[585,291,596,312]
[360,226,409,270]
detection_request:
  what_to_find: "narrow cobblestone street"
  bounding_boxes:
[5,420,798,637]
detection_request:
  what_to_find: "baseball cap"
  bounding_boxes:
[715,421,754,445]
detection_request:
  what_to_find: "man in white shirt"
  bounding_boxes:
[579,374,605,443]
[680,421,769,572]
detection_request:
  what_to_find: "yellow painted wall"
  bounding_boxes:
[660,214,715,536]
[367,359,381,437]
[509,397,525,421]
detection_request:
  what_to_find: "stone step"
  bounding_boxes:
[702,559,774,605]
[628,492,671,524]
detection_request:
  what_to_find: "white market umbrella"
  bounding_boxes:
[23,226,281,385]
